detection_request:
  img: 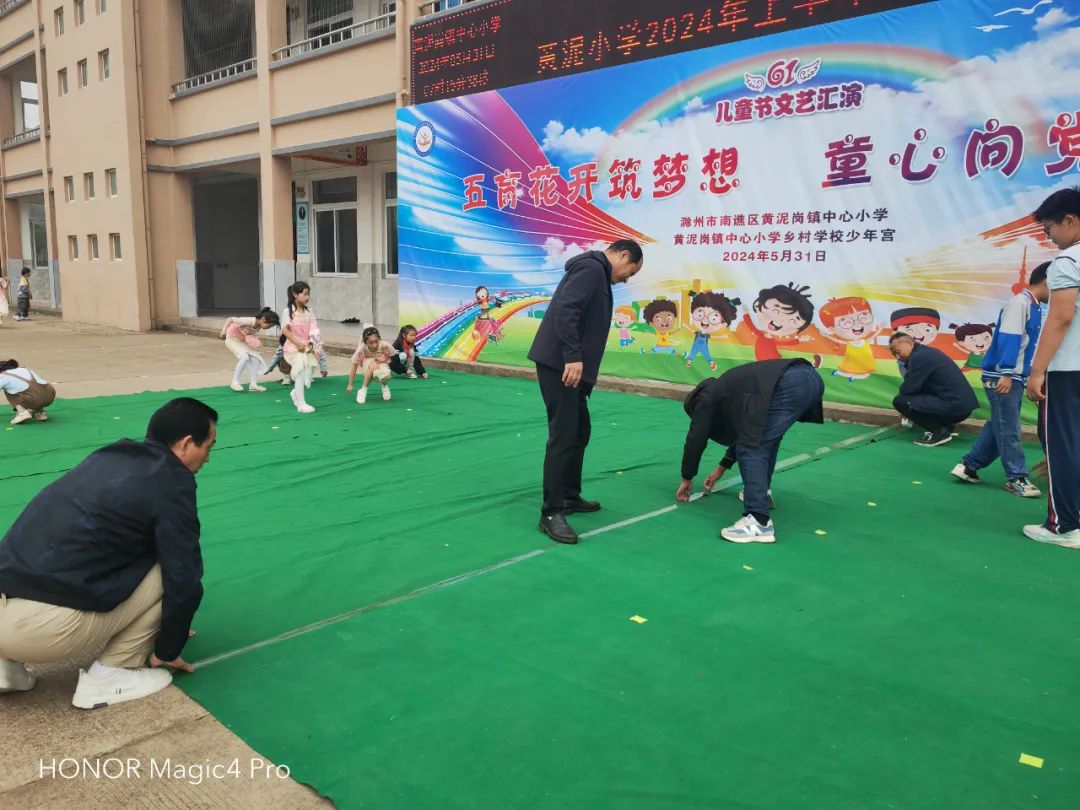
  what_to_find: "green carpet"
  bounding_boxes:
[2,373,1075,808]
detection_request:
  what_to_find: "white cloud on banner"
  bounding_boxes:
[541,120,612,160]
[1035,7,1078,32]
[541,236,608,270]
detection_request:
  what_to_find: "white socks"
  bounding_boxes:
[293,368,310,407]
[88,660,125,679]
[231,355,248,387]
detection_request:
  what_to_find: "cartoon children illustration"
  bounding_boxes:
[819,296,882,381]
[890,307,941,346]
[951,322,994,373]
[685,290,740,371]
[613,306,636,348]
[472,285,507,343]
[641,298,679,355]
[742,283,820,365]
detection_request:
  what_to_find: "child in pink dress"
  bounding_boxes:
[281,282,321,413]
[220,307,279,392]
[347,326,394,404]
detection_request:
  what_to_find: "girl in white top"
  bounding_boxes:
[281,281,321,413]
[219,307,280,392]
[0,359,56,425]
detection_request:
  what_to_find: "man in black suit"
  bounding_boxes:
[528,240,644,543]
[889,332,978,446]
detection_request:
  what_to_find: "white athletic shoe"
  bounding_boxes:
[10,408,32,425]
[71,666,172,709]
[229,382,244,392]
[950,463,981,484]
[1004,478,1041,498]
[1022,525,1080,548]
[720,515,776,544]
[356,388,368,405]
[382,386,391,401]
[0,659,36,693]
[281,376,292,385]
[297,403,315,414]
[248,384,267,392]
[32,411,47,421]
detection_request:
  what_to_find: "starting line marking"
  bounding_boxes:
[194,425,894,670]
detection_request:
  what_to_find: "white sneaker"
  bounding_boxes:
[10,408,32,425]
[297,403,315,414]
[406,370,418,379]
[71,666,172,709]
[1004,478,1040,498]
[281,376,292,385]
[32,411,47,421]
[356,388,367,404]
[1022,525,1080,548]
[229,382,244,392]
[382,385,391,401]
[720,515,776,544]
[0,659,36,693]
[248,384,267,392]
[950,463,981,484]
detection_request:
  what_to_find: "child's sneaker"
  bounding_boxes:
[230,382,244,392]
[406,369,418,379]
[1005,478,1041,498]
[356,388,367,404]
[720,515,776,544]
[10,408,32,425]
[248,384,267,392]
[382,386,391,401]
[281,376,292,385]
[950,463,980,484]
[31,411,47,421]
[297,404,315,414]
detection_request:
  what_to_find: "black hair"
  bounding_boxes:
[1030,261,1051,286]
[20,267,30,277]
[287,281,311,317]
[362,326,381,341]
[950,322,993,341]
[643,298,678,324]
[1033,186,1080,223]
[608,239,644,264]
[889,332,915,345]
[690,290,740,325]
[753,283,814,331]
[475,286,488,297]
[255,306,280,327]
[398,324,417,344]
[146,398,218,447]
[0,359,17,371]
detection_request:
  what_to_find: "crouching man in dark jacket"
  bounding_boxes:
[889,333,978,447]
[678,359,824,543]
[0,398,217,708]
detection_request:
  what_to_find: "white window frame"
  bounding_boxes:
[311,175,358,277]
[64,176,74,202]
[96,0,106,12]
[99,49,110,80]
[83,171,95,199]
[105,168,117,196]
[382,169,398,277]
[68,235,79,260]
[57,69,68,96]
[87,233,99,260]
[74,0,85,25]
[109,232,121,260]
[77,59,88,88]
[54,7,64,36]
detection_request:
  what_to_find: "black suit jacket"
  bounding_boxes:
[527,251,613,385]
[898,343,979,415]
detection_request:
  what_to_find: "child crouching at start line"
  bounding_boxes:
[220,307,280,392]
[347,326,394,404]
[391,324,429,380]
[0,359,56,424]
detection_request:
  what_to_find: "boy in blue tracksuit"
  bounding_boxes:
[950,264,1049,495]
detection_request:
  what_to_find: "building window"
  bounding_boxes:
[99,49,110,80]
[54,8,64,36]
[87,234,99,260]
[27,203,49,269]
[109,233,121,260]
[57,69,68,96]
[181,0,254,79]
[378,1,396,28]
[68,235,79,260]
[97,0,106,12]
[77,59,88,88]
[74,0,85,25]
[64,176,75,202]
[384,171,398,275]
[105,168,117,196]
[84,172,95,199]
[306,0,354,47]
[17,81,39,132]
[312,177,358,275]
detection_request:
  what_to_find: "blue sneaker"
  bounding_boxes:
[720,515,776,544]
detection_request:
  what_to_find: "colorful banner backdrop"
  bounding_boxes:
[397,0,1078,413]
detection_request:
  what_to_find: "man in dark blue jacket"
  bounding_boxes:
[890,333,978,447]
[0,398,217,709]
[527,240,644,543]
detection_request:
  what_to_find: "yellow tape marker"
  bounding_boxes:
[815,529,827,536]
[912,480,923,485]
[742,565,753,571]
[867,501,877,507]
[629,615,647,624]
[1019,753,1044,768]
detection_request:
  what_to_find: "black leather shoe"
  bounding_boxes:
[562,498,601,514]
[538,514,579,544]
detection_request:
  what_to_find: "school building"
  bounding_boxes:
[0,0,470,331]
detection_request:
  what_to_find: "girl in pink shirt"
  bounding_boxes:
[219,307,279,392]
[282,282,321,413]
[347,326,394,404]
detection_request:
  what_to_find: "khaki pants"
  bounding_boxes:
[0,565,163,668]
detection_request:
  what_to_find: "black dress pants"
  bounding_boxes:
[537,363,593,515]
